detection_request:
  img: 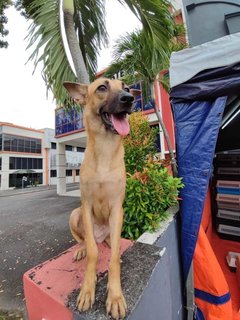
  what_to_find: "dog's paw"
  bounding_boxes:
[77,282,95,312]
[106,290,127,320]
[73,247,86,261]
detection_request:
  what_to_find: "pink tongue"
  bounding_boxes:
[111,114,130,136]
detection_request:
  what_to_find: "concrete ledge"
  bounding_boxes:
[23,240,132,320]
[23,207,183,320]
[23,241,169,320]
[68,242,166,320]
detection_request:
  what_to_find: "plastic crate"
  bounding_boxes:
[216,194,240,210]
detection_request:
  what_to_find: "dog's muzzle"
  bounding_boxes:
[100,92,135,136]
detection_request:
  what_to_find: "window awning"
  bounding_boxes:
[13,169,36,174]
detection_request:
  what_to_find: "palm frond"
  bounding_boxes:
[108,30,166,82]
[118,0,175,63]
[26,0,108,103]
[26,0,76,104]
[74,0,108,81]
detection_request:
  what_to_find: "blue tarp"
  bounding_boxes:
[170,63,240,281]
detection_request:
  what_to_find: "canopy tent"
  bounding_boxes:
[169,32,240,318]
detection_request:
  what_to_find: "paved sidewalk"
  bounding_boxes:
[0,183,79,197]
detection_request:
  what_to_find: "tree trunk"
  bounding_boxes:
[62,0,90,84]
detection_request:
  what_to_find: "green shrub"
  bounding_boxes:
[122,112,183,240]
[122,161,183,239]
[124,111,157,174]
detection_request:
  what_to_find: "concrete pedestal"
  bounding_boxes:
[23,240,171,320]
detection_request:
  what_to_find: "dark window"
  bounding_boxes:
[27,158,33,169]
[9,157,15,170]
[4,136,10,151]
[33,158,38,169]
[18,139,24,152]
[66,169,72,176]
[77,147,85,152]
[76,169,80,176]
[0,157,2,171]
[50,170,57,177]
[9,157,43,170]
[12,137,18,152]
[16,157,22,169]
[9,173,43,188]
[22,158,27,169]
[38,159,43,169]
[31,139,36,153]
[151,124,161,152]
[51,142,57,149]
[65,145,73,151]
[25,139,31,152]
[0,134,2,151]
[36,141,41,153]
[2,134,41,154]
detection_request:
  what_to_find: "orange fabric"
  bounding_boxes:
[211,231,240,320]
[194,225,233,320]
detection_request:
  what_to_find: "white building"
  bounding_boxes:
[0,122,84,190]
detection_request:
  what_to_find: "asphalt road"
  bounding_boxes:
[0,185,80,319]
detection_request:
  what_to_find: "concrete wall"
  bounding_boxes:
[137,209,185,320]
[154,215,185,319]
[182,0,240,47]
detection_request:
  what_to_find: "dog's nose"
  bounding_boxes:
[119,92,134,104]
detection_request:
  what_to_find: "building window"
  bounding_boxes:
[65,145,73,151]
[9,157,43,170]
[77,147,85,152]
[0,157,1,171]
[51,142,56,149]
[0,134,2,151]
[9,173,43,188]
[55,107,84,136]
[50,170,57,177]
[2,134,41,154]
[76,169,80,176]
[66,169,72,176]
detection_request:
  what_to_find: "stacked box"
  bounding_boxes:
[214,151,240,241]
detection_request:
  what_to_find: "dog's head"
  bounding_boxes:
[63,78,141,136]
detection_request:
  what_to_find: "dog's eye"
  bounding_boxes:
[124,87,130,93]
[97,85,107,92]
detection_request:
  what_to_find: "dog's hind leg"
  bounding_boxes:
[69,207,86,261]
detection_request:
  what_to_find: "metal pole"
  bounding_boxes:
[186,263,195,320]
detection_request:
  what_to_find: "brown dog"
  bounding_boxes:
[63,78,140,319]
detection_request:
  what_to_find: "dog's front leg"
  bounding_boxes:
[77,205,98,312]
[106,206,127,320]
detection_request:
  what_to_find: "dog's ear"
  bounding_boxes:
[63,82,88,105]
[130,89,141,99]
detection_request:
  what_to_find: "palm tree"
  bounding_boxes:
[18,0,178,104]
[104,26,186,176]
[0,0,11,48]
